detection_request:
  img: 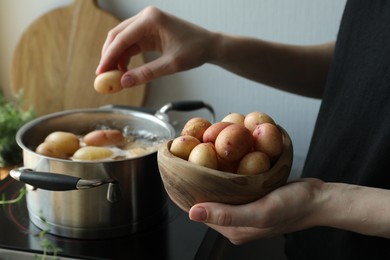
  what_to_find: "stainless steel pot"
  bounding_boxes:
[10,101,214,239]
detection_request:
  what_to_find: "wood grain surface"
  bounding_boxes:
[11,0,146,116]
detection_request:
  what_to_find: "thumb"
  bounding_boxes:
[121,56,175,88]
[189,203,256,227]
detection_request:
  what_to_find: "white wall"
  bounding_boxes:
[0,0,347,179]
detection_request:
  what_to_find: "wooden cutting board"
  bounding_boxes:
[11,0,146,116]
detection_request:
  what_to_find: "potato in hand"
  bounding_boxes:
[94,70,124,94]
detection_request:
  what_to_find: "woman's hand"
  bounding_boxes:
[189,177,390,244]
[189,178,324,245]
[96,6,216,87]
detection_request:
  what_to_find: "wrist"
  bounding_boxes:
[207,32,227,65]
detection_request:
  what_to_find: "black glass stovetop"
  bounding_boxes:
[0,174,223,260]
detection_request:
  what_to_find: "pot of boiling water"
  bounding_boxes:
[10,101,214,239]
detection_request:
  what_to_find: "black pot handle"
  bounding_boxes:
[101,100,216,123]
[10,167,116,191]
[158,100,216,123]
[10,167,121,203]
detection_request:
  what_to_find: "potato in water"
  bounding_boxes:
[72,146,114,161]
[43,131,80,156]
[35,142,68,159]
[83,129,125,147]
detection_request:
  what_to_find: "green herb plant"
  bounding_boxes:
[34,210,63,260]
[0,188,26,210]
[0,188,62,259]
[0,89,35,168]
[1,89,62,259]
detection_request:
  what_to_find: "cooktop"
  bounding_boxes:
[0,174,223,260]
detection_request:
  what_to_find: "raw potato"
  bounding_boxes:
[35,142,68,159]
[221,113,245,126]
[202,122,233,143]
[94,70,124,94]
[237,151,270,175]
[175,111,285,175]
[73,146,114,161]
[188,143,219,170]
[244,111,275,133]
[181,117,212,142]
[215,124,253,162]
[252,123,283,159]
[170,135,201,160]
[83,129,125,147]
[44,131,80,155]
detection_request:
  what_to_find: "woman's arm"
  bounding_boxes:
[210,36,335,98]
[96,6,334,98]
[189,179,390,245]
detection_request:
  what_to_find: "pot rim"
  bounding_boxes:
[16,107,175,164]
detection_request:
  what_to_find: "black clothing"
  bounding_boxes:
[285,0,390,259]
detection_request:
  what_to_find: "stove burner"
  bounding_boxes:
[0,175,215,259]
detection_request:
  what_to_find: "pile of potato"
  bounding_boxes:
[35,129,155,161]
[169,112,283,175]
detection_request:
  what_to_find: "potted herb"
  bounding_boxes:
[0,89,35,179]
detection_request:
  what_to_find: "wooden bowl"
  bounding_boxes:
[157,127,293,212]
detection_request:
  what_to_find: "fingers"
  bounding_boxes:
[189,203,268,245]
[189,202,258,227]
[120,55,174,87]
[96,7,153,74]
[101,18,135,57]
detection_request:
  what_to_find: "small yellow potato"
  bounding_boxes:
[237,151,271,175]
[215,124,253,162]
[44,131,80,155]
[252,123,283,160]
[202,121,233,143]
[72,146,114,161]
[244,111,275,133]
[35,142,68,159]
[83,129,125,147]
[170,135,201,160]
[94,70,124,94]
[181,117,212,142]
[221,113,245,126]
[127,147,150,158]
[188,143,219,170]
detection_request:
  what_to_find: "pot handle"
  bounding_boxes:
[157,101,216,123]
[10,167,117,191]
[101,100,216,123]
